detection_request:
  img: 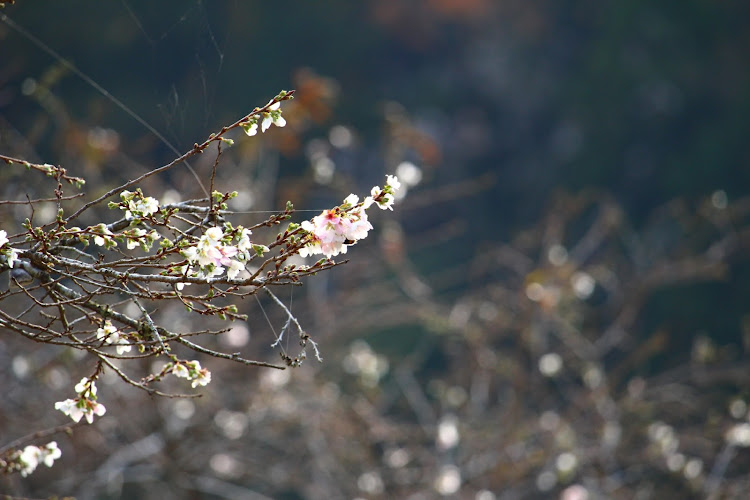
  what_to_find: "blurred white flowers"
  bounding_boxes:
[17,441,62,477]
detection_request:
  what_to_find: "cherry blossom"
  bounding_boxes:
[171,360,212,388]
[227,259,246,279]
[236,228,253,252]
[123,227,160,251]
[75,377,96,395]
[121,189,160,219]
[243,122,258,136]
[96,320,131,355]
[172,362,190,379]
[364,175,401,211]
[386,174,401,192]
[54,397,106,424]
[191,366,212,388]
[242,101,286,137]
[17,441,63,477]
[261,102,286,132]
[55,378,106,424]
[204,226,224,245]
[18,446,41,477]
[92,224,116,248]
[179,225,257,283]
[6,248,20,268]
[0,228,24,269]
[297,177,403,258]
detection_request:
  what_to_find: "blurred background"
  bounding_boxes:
[1,1,750,498]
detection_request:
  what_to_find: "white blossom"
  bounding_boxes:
[172,360,211,388]
[92,224,116,247]
[40,441,62,467]
[386,174,401,192]
[7,248,20,268]
[122,190,159,218]
[97,320,132,355]
[74,377,99,396]
[244,122,258,136]
[19,446,41,476]
[261,102,286,132]
[172,363,190,379]
[191,368,212,388]
[55,378,106,424]
[16,441,62,476]
[126,228,147,249]
[236,228,253,251]
[227,259,245,279]
[54,398,85,423]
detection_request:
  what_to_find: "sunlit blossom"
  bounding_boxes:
[298,194,374,259]
[243,122,258,136]
[386,174,401,192]
[261,102,286,132]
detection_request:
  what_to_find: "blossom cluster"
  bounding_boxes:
[242,101,287,137]
[120,189,160,219]
[97,320,131,355]
[87,223,160,250]
[13,442,62,477]
[366,174,401,211]
[0,94,407,481]
[54,377,106,424]
[171,360,212,388]
[0,229,21,268]
[91,223,117,248]
[85,189,161,249]
[298,175,401,258]
[123,227,161,251]
[178,226,267,287]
